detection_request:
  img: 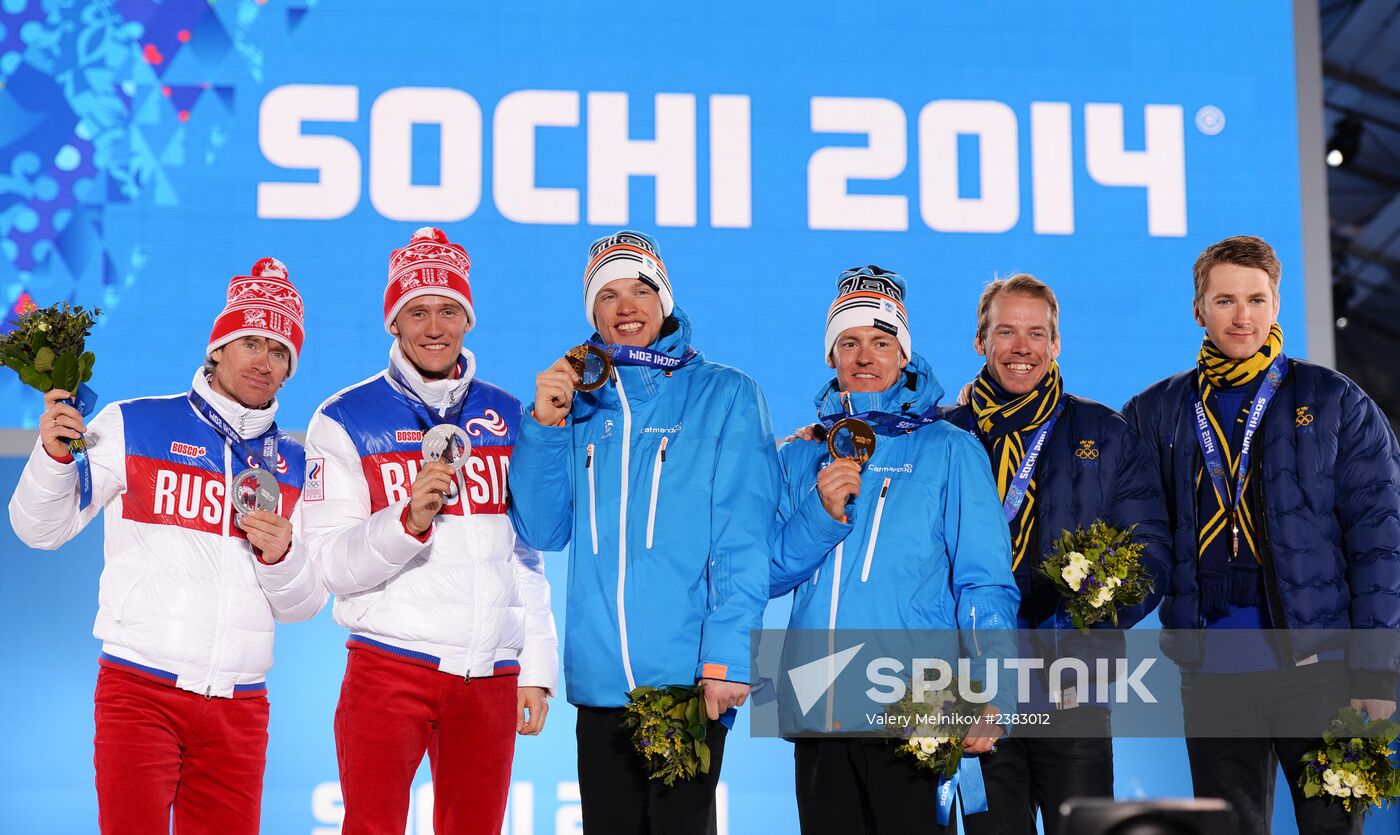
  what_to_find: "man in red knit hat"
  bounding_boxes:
[7,257,326,835]
[303,227,557,834]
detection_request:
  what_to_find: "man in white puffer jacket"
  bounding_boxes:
[7,258,326,835]
[302,227,557,835]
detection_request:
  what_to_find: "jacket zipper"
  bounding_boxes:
[612,370,638,692]
[859,478,891,582]
[586,443,598,555]
[824,541,845,732]
[645,438,668,549]
[1252,467,1295,661]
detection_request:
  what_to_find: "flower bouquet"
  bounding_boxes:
[883,682,981,778]
[1298,707,1399,818]
[1038,520,1153,633]
[2,300,100,395]
[622,684,713,787]
[2,300,102,506]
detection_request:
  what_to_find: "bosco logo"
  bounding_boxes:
[170,441,208,458]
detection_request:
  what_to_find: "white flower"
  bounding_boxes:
[1090,586,1114,608]
[1061,563,1087,592]
[1106,575,1122,589]
[1323,769,1353,798]
[1066,552,1090,572]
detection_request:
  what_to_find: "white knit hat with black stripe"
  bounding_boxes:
[583,229,673,328]
[824,265,911,361]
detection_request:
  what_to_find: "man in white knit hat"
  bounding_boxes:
[7,257,326,835]
[303,227,557,835]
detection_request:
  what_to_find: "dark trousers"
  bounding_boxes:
[794,738,954,834]
[576,705,728,835]
[1181,661,1360,835]
[962,708,1114,835]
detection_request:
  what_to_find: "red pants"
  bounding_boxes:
[334,647,519,835]
[93,666,269,835]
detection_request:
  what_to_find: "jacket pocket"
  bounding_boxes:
[646,438,668,550]
[859,478,892,583]
[586,443,598,555]
[111,563,151,625]
[708,549,732,612]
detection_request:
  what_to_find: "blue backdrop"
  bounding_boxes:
[4,0,1395,832]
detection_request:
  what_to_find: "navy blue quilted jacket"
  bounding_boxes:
[1123,360,1400,691]
[946,395,1172,671]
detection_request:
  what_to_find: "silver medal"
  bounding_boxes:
[232,467,279,516]
[422,424,471,499]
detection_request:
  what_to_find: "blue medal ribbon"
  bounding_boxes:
[1192,352,1287,544]
[936,756,989,825]
[187,390,280,474]
[817,390,943,438]
[68,383,99,510]
[988,401,1064,523]
[585,340,697,371]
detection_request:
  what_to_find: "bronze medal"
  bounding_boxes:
[565,344,612,392]
[826,417,877,466]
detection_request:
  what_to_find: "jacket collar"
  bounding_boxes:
[812,351,944,419]
[190,367,278,439]
[386,341,476,418]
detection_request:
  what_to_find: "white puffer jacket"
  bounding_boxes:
[6,371,327,697]
[302,345,558,692]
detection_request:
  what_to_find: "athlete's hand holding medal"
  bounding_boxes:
[813,416,876,523]
[232,468,292,564]
[532,342,615,426]
[405,424,470,536]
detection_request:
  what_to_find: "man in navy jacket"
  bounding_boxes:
[1123,235,1399,835]
[945,273,1170,835]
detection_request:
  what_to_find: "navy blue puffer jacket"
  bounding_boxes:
[945,394,1172,631]
[1123,360,1400,687]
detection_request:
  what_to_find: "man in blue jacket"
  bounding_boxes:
[1124,235,1399,835]
[509,230,779,834]
[944,273,1171,835]
[771,266,1019,834]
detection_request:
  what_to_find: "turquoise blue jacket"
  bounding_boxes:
[508,307,780,708]
[772,355,1019,712]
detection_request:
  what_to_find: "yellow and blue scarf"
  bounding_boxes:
[971,362,1063,571]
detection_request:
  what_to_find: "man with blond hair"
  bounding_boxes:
[944,273,1170,835]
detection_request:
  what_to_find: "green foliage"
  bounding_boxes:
[1297,707,1400,818]
[0,301,101,394]
[621,684,713,787]
[1038,519,1154,633]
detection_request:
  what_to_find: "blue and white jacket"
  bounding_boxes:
[508,306,779,708]
[8,369,326,698]
[302,345,557,691]
[771,355,1019,716]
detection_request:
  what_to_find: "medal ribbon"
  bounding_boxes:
[586,340,697,371]
[936,756,988,825]
[68,382,99,510]
[817,391,943,437]
[993,401,1064,524]
[187,391,280,473]
[1192,351,1287,557]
